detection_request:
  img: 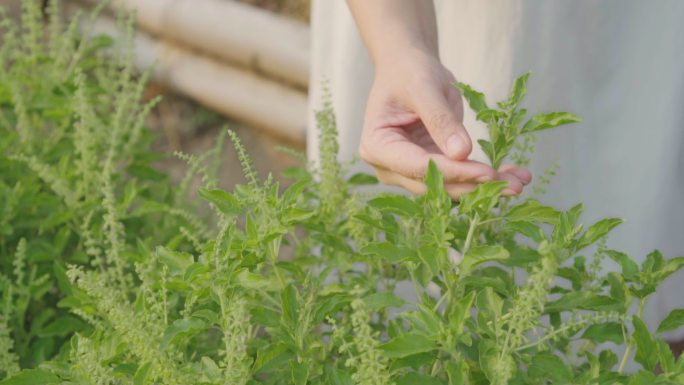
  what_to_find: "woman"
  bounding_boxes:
[308,0,684,337]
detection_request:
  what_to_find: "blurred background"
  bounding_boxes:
[1,0,311,190]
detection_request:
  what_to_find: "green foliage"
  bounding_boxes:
[0,0,207,373]
[456,73,581,169]
[2,3,684,385]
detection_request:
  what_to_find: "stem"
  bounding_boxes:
[618,297,647,374]
[463,214,479,255]
[269,237,286,288]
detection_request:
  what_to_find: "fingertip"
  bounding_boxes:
[517,168,533,185]
[499,164,533,185]
[497,172,524,194]
[446,133,472,160]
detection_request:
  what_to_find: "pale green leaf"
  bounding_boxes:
[522,112,581,133]
[198,187,242,215]
[380,333,437,358]
[657,309,684,334]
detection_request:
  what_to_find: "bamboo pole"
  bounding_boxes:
[89,16,307,145]
[78,0,310,88]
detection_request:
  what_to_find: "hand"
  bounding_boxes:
[358,50,531,199]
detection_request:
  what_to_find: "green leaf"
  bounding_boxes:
[236,269,277,290]
[522,112,581,133]
[581,322,624,344]
[633,316,658,371]
[657,309,684,334]
[396,372,444,385]
[529,352,573,384]
[654,256,684,284]
[575,218,623,251]
[545,292,622,312]
[325,365,354,385]
[657,339,676,374]
[290,360,309,385]
[160,318,206,349]
[459,181,509,216]
[504,221,546,243]
[133,362,152,385]
[445,361,468,385]
[455,82,488,113]
[368,195,421,216]
[605,250,640,282]
[198,188,242,215]
[252,343,289,374]
[380,333,437,358]
[476,109,501,124]
[460,245,509,276]
[37,315,86,337]
[362,292,406,311]
[507,72,530,108]
[0,369,59,385]
[156,247,194,276]
[448,291,476,338]
[628,371,658,385]
[506,200,559,224]
[424,160,448,203]
[360,242,413,264]
[477,139,496,164]
[281,285,299,326]
[347,172,378,185]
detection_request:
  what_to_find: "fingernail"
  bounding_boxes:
[446,135,465,158]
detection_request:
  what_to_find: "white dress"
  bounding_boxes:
[308,0,684,335]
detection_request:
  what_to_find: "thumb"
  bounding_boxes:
[415,89,472,160]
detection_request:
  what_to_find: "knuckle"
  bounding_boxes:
[426,111,453,135]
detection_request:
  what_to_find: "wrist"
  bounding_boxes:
[373,43,439,74]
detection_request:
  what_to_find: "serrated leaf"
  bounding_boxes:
[522,112,581,133]
[545,292,622,313]
[290,360,309,385]
[37,315,86,337]
[657,309,684,334]
[424,160,449,203]
[380,333,437,358]
[506,72,530,108]
[252,343,290,374]
[198,187,242,215]
[325,365,354,385]
[362,292,406,311]
[460,245,509,276]
[633,316,658,371]
[0,369,59,385]
[575,218,623,251]
[477,139,496,165]
[156,247,194,276]
[160,318,206,349]
[529,353,573,384]
[360,242,413,264]
[605,250,640,282]
[368,195,421,216]
[456,82,488,113]
[506,200,559,224]
[476,109,501,123]
[459,181,509,216]
[582,322,624,344]
[445,360,468,385]
[133,362,152,385]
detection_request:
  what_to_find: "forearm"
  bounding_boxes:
[346,0,439,68]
